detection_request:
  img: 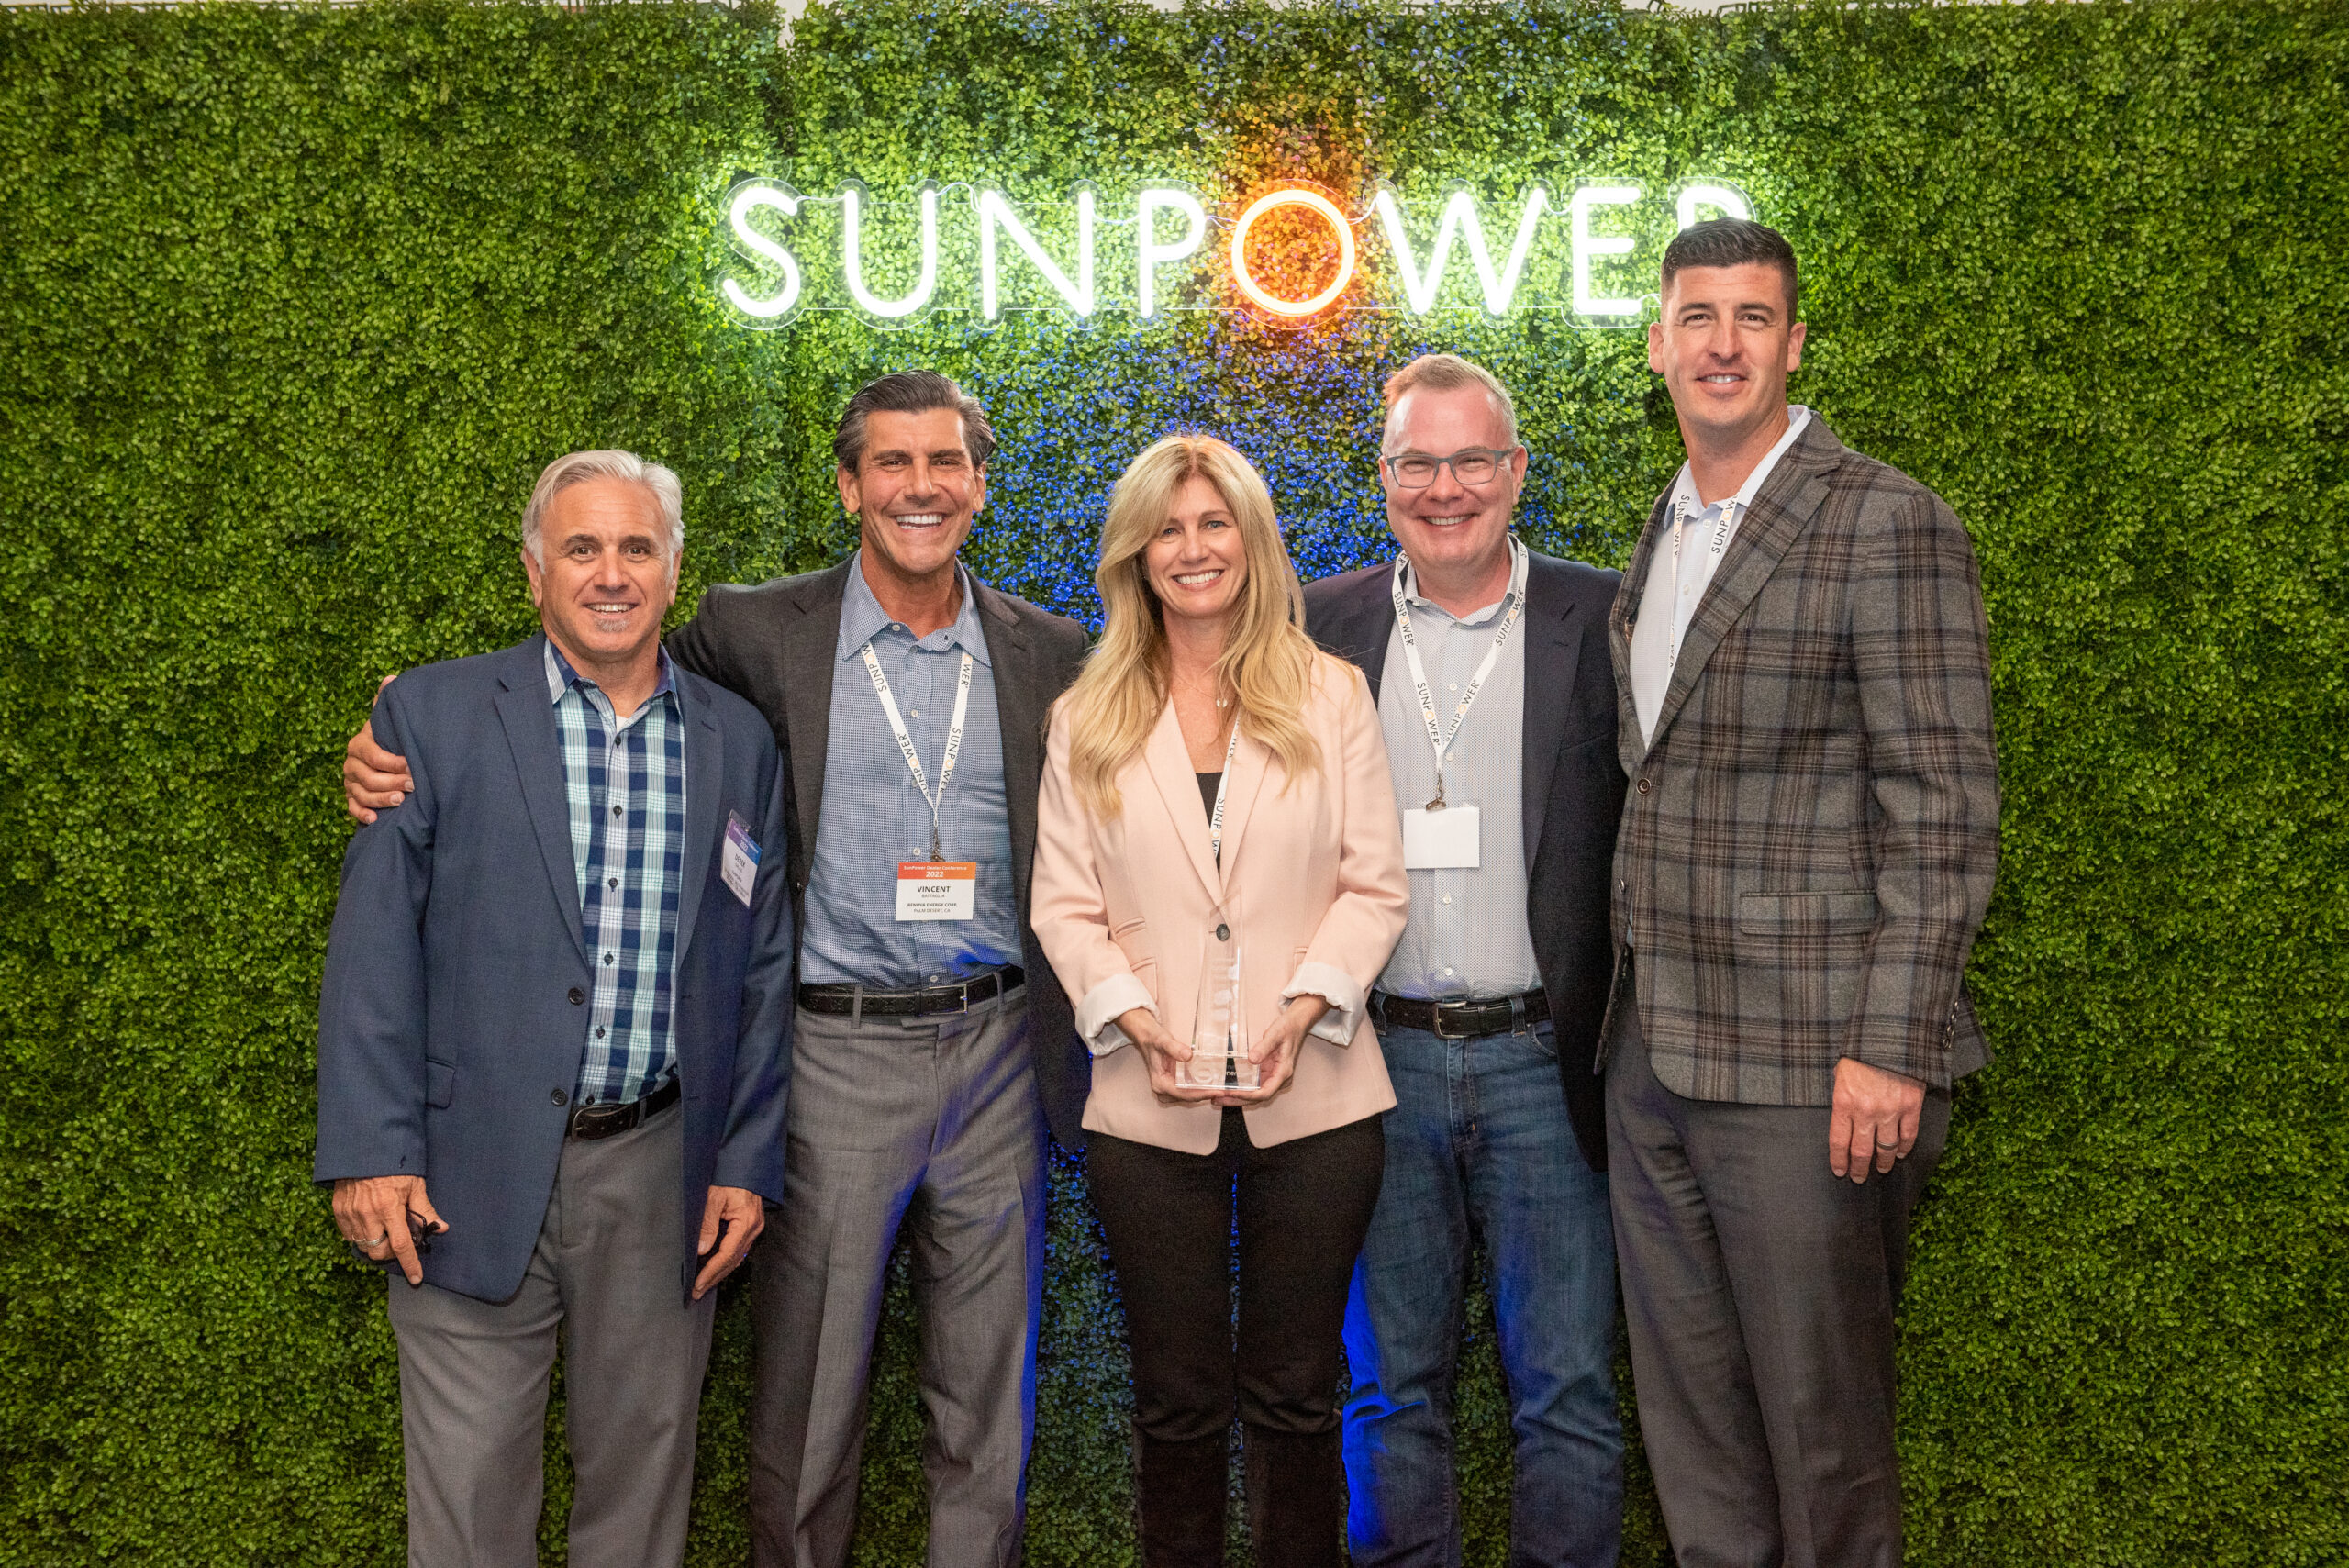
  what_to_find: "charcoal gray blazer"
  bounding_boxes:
[668,558,1094,1150]
[1604,415,2001,1105]
[1306,549,1626,1173]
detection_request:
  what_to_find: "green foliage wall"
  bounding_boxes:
[2,1,2343,1564]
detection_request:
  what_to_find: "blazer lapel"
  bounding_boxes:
[1645,422,1844,749]
[1611,494,1671,771]
[783,562,851,865]
[494,641,588,967]
[1518,557,1584,873]
[1318,565,1398,704]
[974,583,1045,916]
[672,678,723,963]
[1143,701,1228,906]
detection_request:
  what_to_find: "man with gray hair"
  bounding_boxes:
[317,450,796,1567]
[344,378,1092,1568]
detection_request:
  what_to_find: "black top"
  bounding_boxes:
[1197,772,1222,862]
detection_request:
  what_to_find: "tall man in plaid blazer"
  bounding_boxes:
[1603,218,2000,1567]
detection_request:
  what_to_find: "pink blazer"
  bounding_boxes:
[1032,652,1409,1154]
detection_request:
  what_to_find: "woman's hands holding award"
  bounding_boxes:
[1113,992,1331,1109]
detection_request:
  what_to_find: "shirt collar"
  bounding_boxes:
[543,636,677,706]
[1670,404,1813,517]
[1397,534,1529,628]
[836,550,993,667]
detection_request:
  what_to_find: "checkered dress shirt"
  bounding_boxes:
[546,639,685,1106]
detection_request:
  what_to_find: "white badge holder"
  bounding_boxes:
[1176,905,1257,1091]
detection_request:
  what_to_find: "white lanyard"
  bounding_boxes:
[1389,539,1528,809]
[1206,722,1241,864]
[1664,491,1739,672]
[861,641,973,860]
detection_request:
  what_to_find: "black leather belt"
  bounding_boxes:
[567,1075,680,1140]
[1374,989,1550,1039]
[797,966,1025,1018]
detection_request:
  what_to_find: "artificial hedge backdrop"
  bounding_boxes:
[3,0,2344,1562]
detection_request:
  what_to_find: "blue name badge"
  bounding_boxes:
[721,813,759,906]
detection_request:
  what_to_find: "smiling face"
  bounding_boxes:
[1141,473,1250,631]
[1379,382,1527,600]
[524,476,677,673]
[1648,261,1807,449]
[838,406,986,587]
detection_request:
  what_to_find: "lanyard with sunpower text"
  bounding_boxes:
[861,643,973,860]
[1664,487,1740,673]
[1206,721,1242,864]
[1389,539,1529,810]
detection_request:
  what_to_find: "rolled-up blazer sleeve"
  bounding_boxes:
[1283,663,1408,1045]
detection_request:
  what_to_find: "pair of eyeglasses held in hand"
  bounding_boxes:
[1382,446,1522,488]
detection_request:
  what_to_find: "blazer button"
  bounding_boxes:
[551,1088,568,1107]
[568,987,585,1005]
[1636,778,1651,795]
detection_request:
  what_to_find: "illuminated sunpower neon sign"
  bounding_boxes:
[718,178,1755,328]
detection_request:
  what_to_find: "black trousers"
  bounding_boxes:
[1088,1108,1386,1441]
[1606,985,1951,1568]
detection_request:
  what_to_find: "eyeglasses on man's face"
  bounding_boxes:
[1381,446,1520,489]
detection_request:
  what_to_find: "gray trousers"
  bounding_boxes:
[385,1101,715,1568]
[1605,997,1950,1568]
[748,990,1047,1568]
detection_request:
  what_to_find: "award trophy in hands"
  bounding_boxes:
[1176,906,1257,1092]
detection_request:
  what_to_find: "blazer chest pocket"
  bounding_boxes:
[1737,890,1878,935]
[425,1058,456,1109]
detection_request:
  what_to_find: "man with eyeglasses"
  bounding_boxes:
[1305,353,1627,1568]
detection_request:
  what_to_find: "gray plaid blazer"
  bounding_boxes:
[1602,415,2000,1106]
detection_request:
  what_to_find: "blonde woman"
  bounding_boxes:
[1032,435,1408,1567]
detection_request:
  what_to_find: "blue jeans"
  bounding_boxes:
[1342,1020,1623,1568]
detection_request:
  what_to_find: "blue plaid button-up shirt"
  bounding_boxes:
[546,639,685,1106]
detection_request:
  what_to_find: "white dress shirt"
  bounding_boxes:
[1630,405,1812,749]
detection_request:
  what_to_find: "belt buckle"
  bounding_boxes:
[1432,1003,1473,1040]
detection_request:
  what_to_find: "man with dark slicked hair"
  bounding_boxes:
[343,372,1091,1568]
[1604,218,2000,1567]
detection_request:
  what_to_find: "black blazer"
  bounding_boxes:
[1304,549,1625,1171]
[669,557,1094,1150]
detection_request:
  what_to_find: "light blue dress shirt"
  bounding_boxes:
[1374,539,1544,1001]
[797,553,1022,987]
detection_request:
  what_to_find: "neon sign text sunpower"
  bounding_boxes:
[718,180,1754,327]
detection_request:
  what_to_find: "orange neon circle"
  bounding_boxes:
[1228,188,1358,317]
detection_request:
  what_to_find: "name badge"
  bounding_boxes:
[1401,805,1480,870]
[896,860,978,921]
[721,813,760,906]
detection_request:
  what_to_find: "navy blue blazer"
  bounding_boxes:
[315,634,796,1304]
[1304,550,1625,1171]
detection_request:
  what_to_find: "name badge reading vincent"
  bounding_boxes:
[896,861,978,921]
[1402,805,1481,870]
[721,813,760,906]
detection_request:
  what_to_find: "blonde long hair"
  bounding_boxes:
[1061,435,1324,819]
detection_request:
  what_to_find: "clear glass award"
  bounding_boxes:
[1176,906,1258,1092]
